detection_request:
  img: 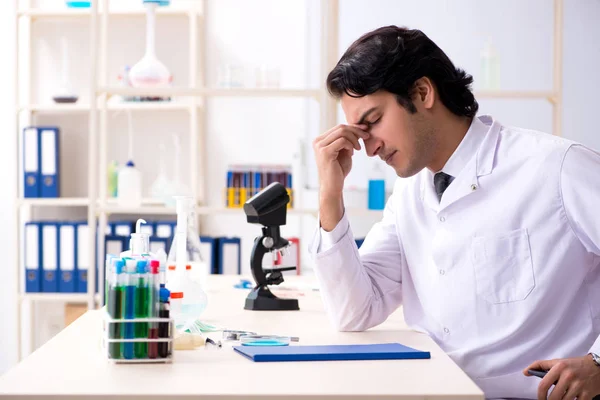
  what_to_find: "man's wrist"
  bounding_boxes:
[319,193,344,232]
[587,352,600,368]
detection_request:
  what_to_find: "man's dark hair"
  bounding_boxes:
[326,26,478,118]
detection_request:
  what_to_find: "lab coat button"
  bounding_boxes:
[439,216,446,222]
[471,184,478,191]
[444,327,450,334]
[439,270,445,275]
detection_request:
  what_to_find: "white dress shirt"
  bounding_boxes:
[309,115,600,399]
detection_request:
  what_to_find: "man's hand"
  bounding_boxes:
[523,355,600,400]
[312,124,369,231]
[312,124,370,197]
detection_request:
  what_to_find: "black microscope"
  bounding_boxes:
[243,182,299,311]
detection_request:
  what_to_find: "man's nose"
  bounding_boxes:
[364,136,382,158]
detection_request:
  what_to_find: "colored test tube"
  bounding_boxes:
[158,285,171,358]
[226,169,233,207]
[107,259,125,359]
[159,258,166,286]
[253,169,261,197]
[123,259,137,359]
[134,260,149,359]
[148,260,160,359]
[233,171,241,207]
[104,255,116,307]
[287,170,293,208]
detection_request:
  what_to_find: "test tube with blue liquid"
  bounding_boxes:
[134,260,149,359]
[123,259,137,359]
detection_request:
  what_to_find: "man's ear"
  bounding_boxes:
[413,77,435,110]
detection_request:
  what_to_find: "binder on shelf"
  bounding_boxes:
[23,127,40,198]
[41,222,59,293]
[39,127,60,198]
[199,236,216,274]
[155,221,175,238]
[76,223,90,293]
[105,235,126,257]
[24,222,41,293]
[111,222,132,237]
[59,223,77,293]
[149,237,169,254]
[155,221,176,250]
[217,237,241,275]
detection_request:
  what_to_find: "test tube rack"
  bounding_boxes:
[102,311,175,364]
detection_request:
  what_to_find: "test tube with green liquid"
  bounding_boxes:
[107,260,125,359]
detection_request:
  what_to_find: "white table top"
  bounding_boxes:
[0,276,484,399]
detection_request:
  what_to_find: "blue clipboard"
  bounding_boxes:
[233,343,431,362]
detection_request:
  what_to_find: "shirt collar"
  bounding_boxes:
[437,115,490,179]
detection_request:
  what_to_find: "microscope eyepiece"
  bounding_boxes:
[243,182,289,227]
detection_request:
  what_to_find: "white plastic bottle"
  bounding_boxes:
[120,219,155,259]
[117,160,142,207]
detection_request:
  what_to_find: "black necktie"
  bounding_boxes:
[434,172,453,202]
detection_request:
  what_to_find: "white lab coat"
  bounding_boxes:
[309,115,600,399]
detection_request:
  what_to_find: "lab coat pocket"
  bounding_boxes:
[471,228,534,304]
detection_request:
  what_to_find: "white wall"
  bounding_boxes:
[1,0,599,375]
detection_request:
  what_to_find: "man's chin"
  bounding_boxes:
[394,164,423,179]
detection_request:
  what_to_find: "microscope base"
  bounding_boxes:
[244,286,299,311]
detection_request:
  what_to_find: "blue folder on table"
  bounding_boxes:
[233,343,430,362]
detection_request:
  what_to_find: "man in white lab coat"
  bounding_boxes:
[309,26,600,400]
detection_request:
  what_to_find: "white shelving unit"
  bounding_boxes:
[13,0,563,361]
[13,0,342,361]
